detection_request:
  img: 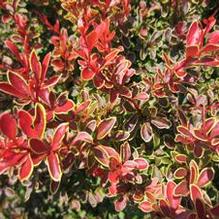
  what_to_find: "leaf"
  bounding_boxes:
[190,184,202,202]
[174,154,187,164]
[5,40,20,60]
[41,52,51,81]
[134,158,149,170]
[174,168,187,179]
[19,155,33,182]
[114,196,127,212]
[8,71,30,96]
[30,50,42,83]
[140,122,153,143]
[50,180,60,194]
[151,117,171,129]
[0,112,17,139]
[166,181,180,209]
[208,31,219,44]
[81,67,95,81]
[186,46,199,58]
[139,201,153,213]
[114,130,130,141]
[195,199,206,219]
[52,123,68,151]
[174,180,189,196]
[96,117,116,140]
[197,167,214,187]
[0,83,27,99]
[93,145,110,167]
[55,99,74,114]
[186,21,202,46]
[211,204,219,216]
[201,44,219,54]
[86,30,98,51]
[189,160,199,184]
[43,75,61,88]
[104,47,123,66]
[18,103,46,139]
[29,138,49,154]
[120,142,131,162]
[177,126,193,137]
[163,134,175,149]
[47,152,62,182]
[72,132,93,145]
[133,92,149,101]
[159,199,171,216]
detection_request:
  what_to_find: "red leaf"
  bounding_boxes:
[159,199,171,216]
[18,103,46,138]
[55,100,74,114]
[140,122,153,142]
[81,67,95,80]
[50,181,60,194]
[197,167,214,187]
[108,169,121,183]
[43,75,61,88]
[208,31,219,44]
[174,154,187,164]
[193,129,207,141]
[41,52,51,81]
[201,44,219,54]
[52,59,65,71]
[203,118,215,134]
[96,117,116,140]
[0,112,17,139]
[133,92,149,101]
[210,122,219,138]
[195,199,206,219]
[164,135,175,149]
[114,196,127,212]
[5,40,20,60]
[93,145,110,167]
[211,204,219,216]
[120,142,131,162]
[177,126,193,137]
[52,123,68,151]
[8,71,30,96]
[186,46,199,58]
[151,117,171,129]
[118,86,132,98]
[47,152,62,182]
[104,47,123,66]
[139,201,153,213]
[29,138,49,154]
[0,83,27,99]
[122,160,136,170]
[186,22,202,46]
[189,160,199,184]
[19,155,33,181]
[190,184,202,202]
[166,181,180,209]
[71,132,93,145]
[75,100,90,114]
[86,30,98,51]
[30,50,42,83]
[174,168,188,179]
[134,158,149,170]
[174,180,189,196]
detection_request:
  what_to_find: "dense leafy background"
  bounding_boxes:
[0,0,219,218]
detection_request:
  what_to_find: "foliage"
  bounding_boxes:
[0,0,219,218]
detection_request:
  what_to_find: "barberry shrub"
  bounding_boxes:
[0,0,219,218]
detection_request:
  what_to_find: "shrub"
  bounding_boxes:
[0,0,219,218]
